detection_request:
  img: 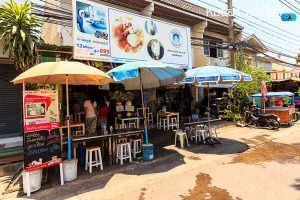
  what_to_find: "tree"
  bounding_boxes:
[232,53,271,112]
[0,0,43,71]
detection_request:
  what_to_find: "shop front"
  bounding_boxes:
[5,0,193,196]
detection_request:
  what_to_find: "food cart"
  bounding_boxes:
[250,92,295,125]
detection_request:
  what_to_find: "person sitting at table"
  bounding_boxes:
[84,94,97,134]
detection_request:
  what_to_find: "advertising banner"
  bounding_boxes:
[23,90,61,171]
[23,90,60,133]
[72,0,192,68]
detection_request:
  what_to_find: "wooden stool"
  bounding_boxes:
[85,147,103,173]
[116,142,132,165]
[117,124,127,130]
[159,118,167,131]
[147,113,153,124]
[130,138,142,158]
[117,137,127,143]
[127,122,136,128]
[169,117,179,130]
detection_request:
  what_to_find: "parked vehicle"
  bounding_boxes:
[243,111,280,130]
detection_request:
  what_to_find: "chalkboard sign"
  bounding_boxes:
[24,129,61,168]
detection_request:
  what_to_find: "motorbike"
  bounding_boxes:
[244,111,280,130]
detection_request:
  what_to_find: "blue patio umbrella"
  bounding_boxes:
[181,66,252,144]
[181,66,252,84]
[107,61,185,144]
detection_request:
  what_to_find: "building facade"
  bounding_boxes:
[0,0,243,152]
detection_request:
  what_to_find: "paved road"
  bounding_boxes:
[1,123,300,200]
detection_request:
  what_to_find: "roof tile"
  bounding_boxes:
[156,0,229,25]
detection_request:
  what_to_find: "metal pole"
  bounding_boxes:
[228,0,236,69]
[207,83,211,136]
[66,74,71,160]
[139,68,149,144]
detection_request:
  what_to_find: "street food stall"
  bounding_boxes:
[250,92,295,125]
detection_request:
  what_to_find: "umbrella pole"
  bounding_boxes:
[139,68,149,144]
[66,75,71,161]
[207,83,211,136]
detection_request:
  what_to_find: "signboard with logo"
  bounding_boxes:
[23,90,60,132]
[72,0,192,68]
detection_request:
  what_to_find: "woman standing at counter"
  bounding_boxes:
[84,94,98,134]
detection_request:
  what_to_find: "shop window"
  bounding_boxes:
[204,41,210,56]
[217,48,223,58]
[210,42,217,58]
[203,36,223,58]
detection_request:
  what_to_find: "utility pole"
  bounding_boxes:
[228,0,236,69]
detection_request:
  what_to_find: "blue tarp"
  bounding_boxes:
[250,92,294,98]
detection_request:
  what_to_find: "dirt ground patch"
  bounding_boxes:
[180,173,241,200]
[186,156,201,161]
[233,135,300,164]
[240,134,270,145]
[138,188,147,200]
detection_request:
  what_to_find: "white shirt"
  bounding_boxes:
[84,100,97,118]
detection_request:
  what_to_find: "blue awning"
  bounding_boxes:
[250,92,294,98]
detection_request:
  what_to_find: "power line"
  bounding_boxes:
[235,15,300,44]
[52,0,72,6]
[35,0,72,13]
[241,22,300,52]
[32,8,72,20]
[243,42,299,67]
[236,17,300,47]
[34,4,72,15]
[243,32,299,55]
[197,0,300,53]
[278,0,300,15]
[214,0,300,40]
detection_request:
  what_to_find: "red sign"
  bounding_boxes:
[26,157,62,172]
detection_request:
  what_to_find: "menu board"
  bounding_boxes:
[24,129,61,170]
[23,90,62,171]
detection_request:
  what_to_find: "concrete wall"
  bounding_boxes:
[255,60,272,71]
[272,63,288,72]
[191,29,230,68]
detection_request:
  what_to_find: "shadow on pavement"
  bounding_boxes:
[291,178,300,190]
[14,122,248,199]
[186,137,249,155]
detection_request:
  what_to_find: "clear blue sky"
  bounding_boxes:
[188,0,300,64]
